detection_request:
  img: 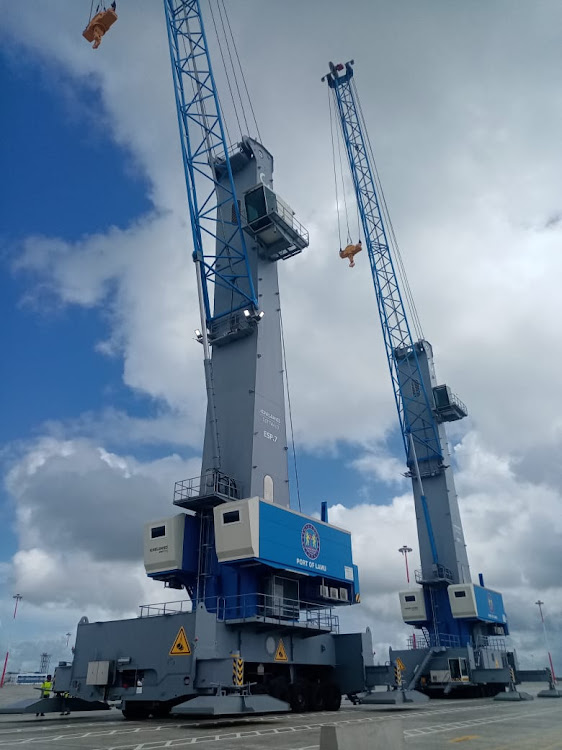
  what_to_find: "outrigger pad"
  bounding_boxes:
[494,690,534,702]
[360,689,429,705]
[0,696,110,715]
[537,688,562,698]
[172,694,290,716]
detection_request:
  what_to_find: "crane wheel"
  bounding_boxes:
[151,704,172,719]
[289,679,311,712]
[122,703,150,720]
[309,683,326,711]
[323,682,342,711]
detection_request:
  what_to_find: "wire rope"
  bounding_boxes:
[279,307,302,513]
[335,116,352,244]
[216,0,251,137]
[328,91,342,248]
[220,0,262,142]
[208,1,241,144]
[351,79,424,340]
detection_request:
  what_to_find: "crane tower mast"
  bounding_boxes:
[325,61,514,695]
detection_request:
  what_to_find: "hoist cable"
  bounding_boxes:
[216,0,251,137]
[352,79,424,340]
[208,1,240,144]
[328,91,342,248]
[336,123,352,244]
[355,82,424,339]
[220,0,262,142]
[280,307,302,513]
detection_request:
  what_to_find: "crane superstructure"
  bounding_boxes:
[1,3,379,720]
[324,60,516,696]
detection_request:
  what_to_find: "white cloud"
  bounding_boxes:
[350,448,409,487]
[330,432,562,669]
[5,0,562,458]
[4,436,199,592]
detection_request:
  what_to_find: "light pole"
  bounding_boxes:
[12,595,22,620]
[66,633,72,648]
[398,545,413,584]
[536,600,557,683]
[0,594,22,688]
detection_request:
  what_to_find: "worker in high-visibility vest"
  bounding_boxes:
[59,691,71,716]
[35,675,52,717]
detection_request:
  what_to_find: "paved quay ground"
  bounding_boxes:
[0,683,561,749]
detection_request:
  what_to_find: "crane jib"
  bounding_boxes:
[325,61,441,466]
[163,0,258,326]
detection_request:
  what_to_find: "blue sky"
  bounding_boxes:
[0,51,145,434]
[1,0,561,674]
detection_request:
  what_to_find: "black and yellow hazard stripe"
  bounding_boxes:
[394,666,403,686]
[232,656,244,686]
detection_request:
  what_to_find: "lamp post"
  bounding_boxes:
[0,594,22,688]
[535,600,557,683]
[66,633,72,648]
[398,545,413,584]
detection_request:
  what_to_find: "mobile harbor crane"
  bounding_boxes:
[2,3,381,719]
[324,60,519,698]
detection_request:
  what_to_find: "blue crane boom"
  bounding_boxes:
[328,65,441,467]
[164,0,258,324]
[324,61,466,583]
[325,61,513,684]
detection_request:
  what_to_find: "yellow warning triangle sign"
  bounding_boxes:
[396,657,406,671]
[274,638,288,662]
[169,626,192,656]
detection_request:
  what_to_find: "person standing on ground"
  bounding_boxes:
[35,674,52,717]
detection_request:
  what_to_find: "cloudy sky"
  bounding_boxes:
[1,0,561,676]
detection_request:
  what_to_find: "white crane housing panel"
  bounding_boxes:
[214,497,260,562]
[448,583,507,624]
[448,584,478,618]
[399,590,427,622]
[144,514,185,575]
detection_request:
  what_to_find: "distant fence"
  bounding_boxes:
[15,673,47,685]
[517,668,551,683]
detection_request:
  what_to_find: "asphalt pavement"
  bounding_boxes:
[0,683,561,749]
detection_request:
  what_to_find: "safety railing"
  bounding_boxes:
[407,631,461,649]
[474,636,507,652]
[138,599,193,618]
[414,564,454,585]
[449,390,468,416]
[174,471,239,503]
[272,200,309,247]
[216,592,339,633]
[138,594,339,633]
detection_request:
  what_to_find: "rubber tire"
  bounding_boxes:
[151,705,171,719]
[323,683,342,711]
[309,683,326,712]
[289,679,311,713]
[122,704,150,721]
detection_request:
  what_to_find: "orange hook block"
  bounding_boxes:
[339,241,363,268]
[83,8,118,49]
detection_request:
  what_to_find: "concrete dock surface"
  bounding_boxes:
[0,683,560,749]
